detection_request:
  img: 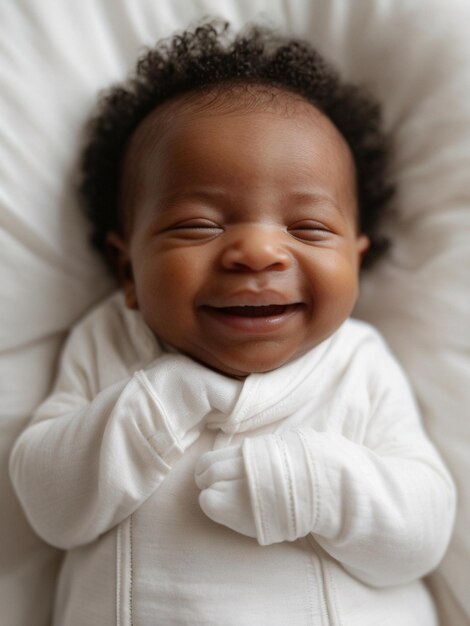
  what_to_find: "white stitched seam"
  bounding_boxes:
[116,525,121,626]
[324,557,343,626]
[250,441,269,545]
[135,371,181,446]
[277,435,297,539]
[133,420,178,468]
[298,430,320,531]
[304,543,316,625]
[129,514,134,626]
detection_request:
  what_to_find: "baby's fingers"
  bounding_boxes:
[195,445,243,489]
[199,479,256,538]
[199,482,231,521]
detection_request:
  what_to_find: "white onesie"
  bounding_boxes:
[10,291,455,626]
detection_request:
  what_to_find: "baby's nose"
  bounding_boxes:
[220,225,291,272]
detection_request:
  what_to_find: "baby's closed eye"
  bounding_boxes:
[161,219,223,240]
[287,220,336,242]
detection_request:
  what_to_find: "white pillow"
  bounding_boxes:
[1,1,469,624]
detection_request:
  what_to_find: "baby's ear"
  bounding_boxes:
[105,232,138,309]
[357,234,370,263]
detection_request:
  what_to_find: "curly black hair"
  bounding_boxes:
[80,20,393,269]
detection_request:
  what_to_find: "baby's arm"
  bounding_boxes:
[10,327,241,550]
[196,348,456,587]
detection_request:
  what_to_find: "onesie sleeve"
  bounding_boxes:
[243,341,456,588]
[9,323,185,550]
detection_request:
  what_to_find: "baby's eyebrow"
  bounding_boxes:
[159,188,333,202]
[281,190,349,217]
[153,188,227,209]
[286,190,336,205]
[150,188,351,222]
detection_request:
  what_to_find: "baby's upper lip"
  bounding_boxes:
[202,290,302,308]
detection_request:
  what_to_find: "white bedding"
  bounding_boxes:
[1,1,469,624]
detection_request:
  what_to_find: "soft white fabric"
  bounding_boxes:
[10,347,242,549]
[2,1,470,625]
[142,354,243,448]
[10,292,455,625]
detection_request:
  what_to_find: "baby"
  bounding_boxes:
[10,22,455,626]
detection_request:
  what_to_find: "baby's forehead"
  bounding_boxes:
[119,83,356,217]
[124,82,350,177]
[119,82,358,227]
[126,82,338,164]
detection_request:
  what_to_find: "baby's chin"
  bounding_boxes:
[179,343,314,380]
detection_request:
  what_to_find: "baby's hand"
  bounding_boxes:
[142,354,242,450]
[195,444,257,539]
[196,431,320,546]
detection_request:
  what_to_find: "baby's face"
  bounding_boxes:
[111,88,369,377]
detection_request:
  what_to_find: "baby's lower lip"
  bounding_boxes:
[201,304,302,333]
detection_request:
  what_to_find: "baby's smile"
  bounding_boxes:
[200,302,304,333]
[209,304,299,317]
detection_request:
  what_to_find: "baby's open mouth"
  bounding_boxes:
[201,303,302,333]
[207,304,301,317]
